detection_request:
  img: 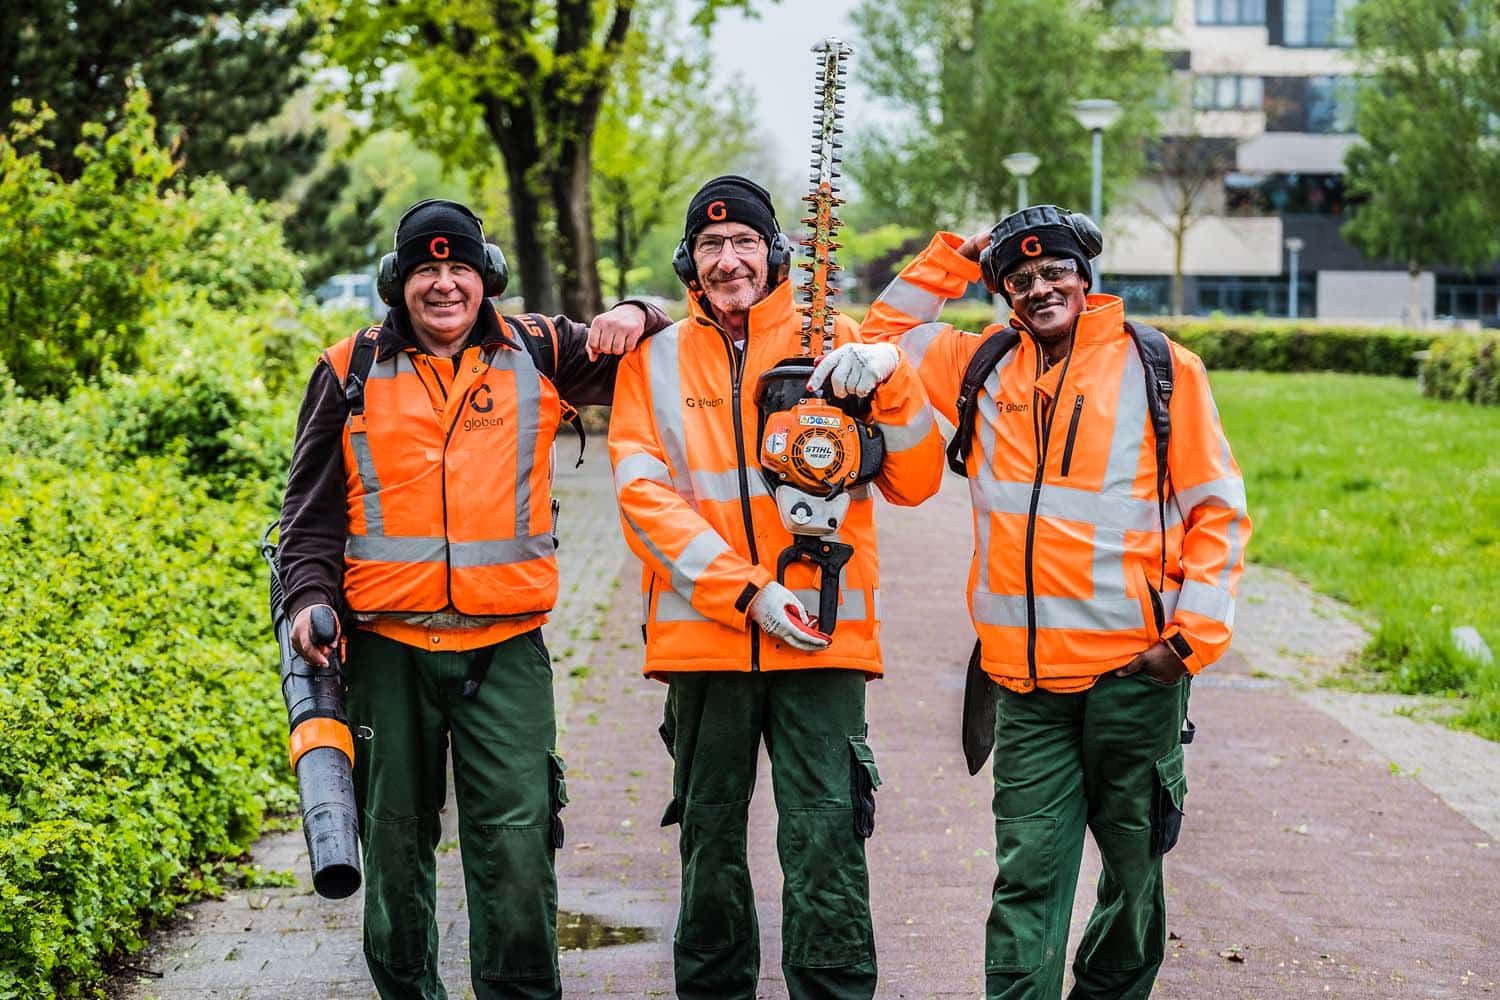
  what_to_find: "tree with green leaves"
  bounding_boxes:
[591,4,758,300]
[1343,0,1500,323]
[1,1,381,287]
[311,0,767,316]
[847,0,1167,233]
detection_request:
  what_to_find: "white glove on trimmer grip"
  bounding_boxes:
[748,581,831,652]
[807,343,900,399]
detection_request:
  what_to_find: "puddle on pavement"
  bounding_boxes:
[557,910,655,950]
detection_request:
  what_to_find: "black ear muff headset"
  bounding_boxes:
[673,231,795,291]
[377,199,510,306]
[978,204,1103,295]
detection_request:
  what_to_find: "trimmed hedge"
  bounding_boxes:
[1421,333,1500,405]
[841,302,1439,377]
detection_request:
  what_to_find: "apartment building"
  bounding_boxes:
[1097,0,1500,325]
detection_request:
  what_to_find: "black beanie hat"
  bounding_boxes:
[983,205,1102,303]
[683,175,779,247]
[394,200,487,280]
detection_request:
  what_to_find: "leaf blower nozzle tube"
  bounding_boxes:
[262,525,362,900]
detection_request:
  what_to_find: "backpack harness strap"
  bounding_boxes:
[501,313,587,469]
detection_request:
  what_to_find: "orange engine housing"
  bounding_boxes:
[760,399,866,495]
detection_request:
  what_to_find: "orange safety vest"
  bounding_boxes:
[322,328,563,617]
[860,233,1251,692]
[607,280,945,677]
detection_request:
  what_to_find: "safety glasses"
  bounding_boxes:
[1003,258,1080,296]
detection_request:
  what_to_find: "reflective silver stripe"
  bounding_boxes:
[1174,476,1248,514]
[791,588,872,621]
[623,510,733,604]
[876,277,944,323]
[346,535,448,564]
[348,430,384,535]
[648,323,695,502]
[903,322,948,371]
[969,479,1178,532]
[1178,580,1235,625]
[450,534,555,568]
[875,406,934,454]
[973,360,1011,592]
[652,587,875,623]
[491,345,545,536]
[347,349,388,534]
[614,452,673,493]
[345,534,555,567]
[1218,510,1246,594]
[365,354,404,381]
[673,530,730,597]
[690,467,772,503]
[973,592,1147,632]
[1102,345,1149,496]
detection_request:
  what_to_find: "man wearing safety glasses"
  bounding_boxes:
[859,205,1250,1000]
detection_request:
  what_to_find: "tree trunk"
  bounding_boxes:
[1172,223,1187,315]
[552,133,604,317]
[480,95,560,315]
[614,188,633,302]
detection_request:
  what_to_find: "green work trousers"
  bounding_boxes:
[345,628,566,1000]
[984,671,1190,1000]
[661,669,881,1000]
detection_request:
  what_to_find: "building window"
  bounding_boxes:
[1193,75,1265,110]
[1105,275,1173,316]
[1305,76,1358,133]
[1283,0,1354,46]
[1196,0,1266,26]
[1224,173,1347,215]
[1196,274,1316,317]
[1436,278,1500,327]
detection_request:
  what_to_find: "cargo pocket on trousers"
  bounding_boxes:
[547,751,568,850]
[848,735,882,839]
[1150,745,1187,858]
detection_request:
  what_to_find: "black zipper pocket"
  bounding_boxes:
[1059,394,1084,477]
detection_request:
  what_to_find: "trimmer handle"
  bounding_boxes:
[776,536,854,634]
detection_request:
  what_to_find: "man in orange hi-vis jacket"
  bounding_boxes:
[860,205,1250,1000]
[605,176,944,999]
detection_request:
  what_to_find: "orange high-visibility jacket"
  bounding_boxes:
[323,330,563,617]
[860,233,1251,693]
[608,280,945,676]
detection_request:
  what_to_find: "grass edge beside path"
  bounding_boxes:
[1213,370,1500,741]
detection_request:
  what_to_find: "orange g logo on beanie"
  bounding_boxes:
[1021,235,1043,257]
[430,237,450,259]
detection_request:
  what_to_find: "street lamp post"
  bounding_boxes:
[1071,99,1122,292]
[1284,237,1305,318]
[1001,152,1041,214]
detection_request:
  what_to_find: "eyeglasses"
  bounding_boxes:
[1003,259,1080,296]
[693,233,765,258]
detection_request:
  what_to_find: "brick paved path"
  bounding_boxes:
[114,448,1500,999]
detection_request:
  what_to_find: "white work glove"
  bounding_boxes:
[807,342,900,399]
[748,581,831,652]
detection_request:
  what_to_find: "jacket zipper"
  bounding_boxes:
[1023,348,1073,686]
[720,332,762,672]
[1059,394,1084,477]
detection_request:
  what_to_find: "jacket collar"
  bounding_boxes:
[686,279,798,339]
[374,300,516,361]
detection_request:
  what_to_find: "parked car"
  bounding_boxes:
[314,272,387,320]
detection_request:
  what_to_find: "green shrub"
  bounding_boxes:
[841,303,1438,377]
[1362,620,1477,695]
[0,449,291,998]
[1421,332,1500,405]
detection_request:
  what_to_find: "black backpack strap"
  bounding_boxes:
[502,313,587,468]
[1125,320,1175,587]
[342,326,382,415]
[947,329,1021,475]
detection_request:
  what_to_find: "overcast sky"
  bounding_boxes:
[706,0,871,173]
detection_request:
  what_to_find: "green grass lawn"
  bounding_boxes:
[1213,370,1500,739]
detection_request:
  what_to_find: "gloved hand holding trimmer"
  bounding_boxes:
[807,342,900,399]
[749,581,832,651]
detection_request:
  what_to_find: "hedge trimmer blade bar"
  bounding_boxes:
[797,37,852,358]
